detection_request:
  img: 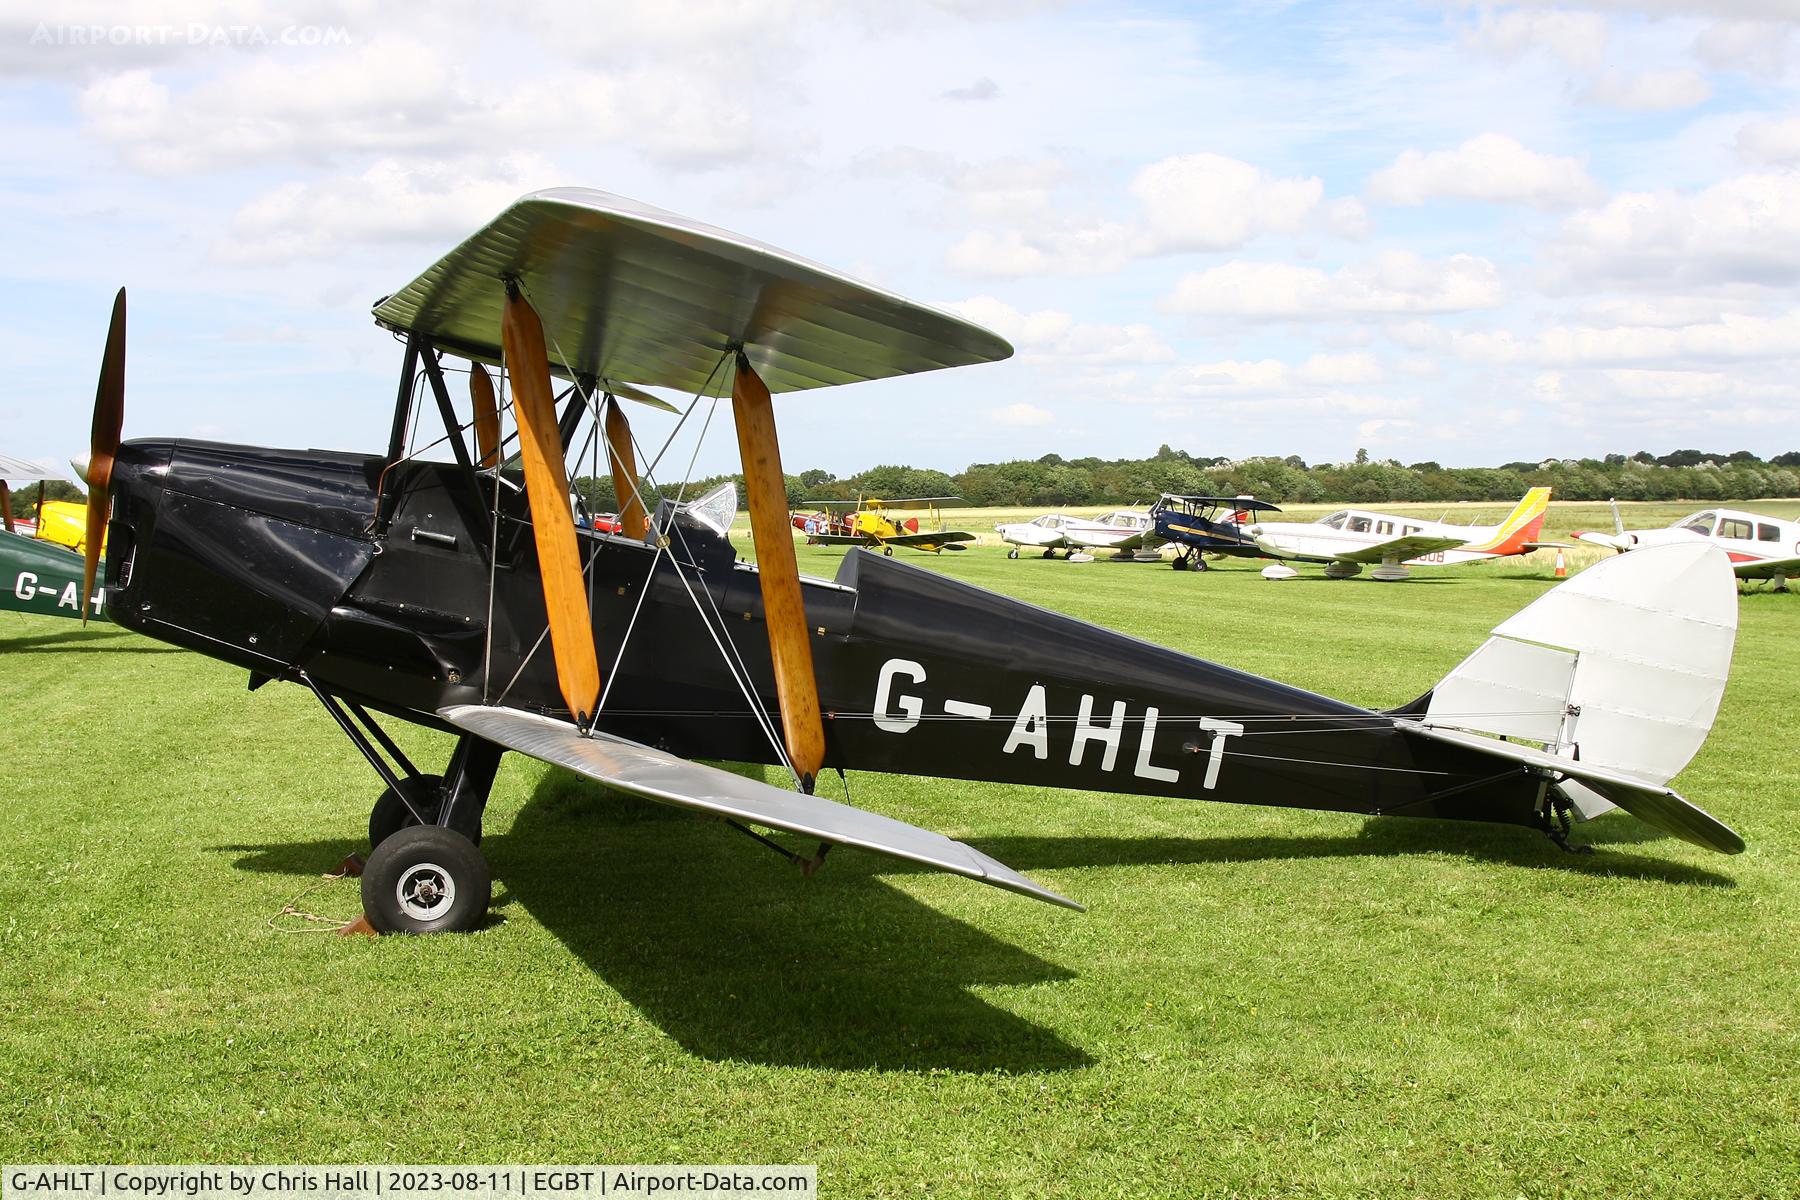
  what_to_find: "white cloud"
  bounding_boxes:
[944,152,1328,278]
[1129,153,1322,254]
[1583,67,1712,110]
[940,296,1175,364]
[1327,197,1372,239]
[216,154,560,263]
[1297,351,1385,385]
[1694,20,1796,79]
[1463,7,1610,69]
[989,402,1054,426]
[1163,252,1506,319]
[1735,116,1800,164]
[1450,309,1800,366]
[1554,170,1800,286]
[942,77,1001,100]
[1368,134,1601,210]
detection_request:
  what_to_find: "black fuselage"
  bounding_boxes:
[103,438,1543,831]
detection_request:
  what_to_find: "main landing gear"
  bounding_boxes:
[299,673,504,934]
[1171,550,1207,572]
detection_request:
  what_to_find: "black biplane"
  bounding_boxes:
[79,190,1743,934]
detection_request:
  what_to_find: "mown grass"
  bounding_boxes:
[1,508,1795,1197]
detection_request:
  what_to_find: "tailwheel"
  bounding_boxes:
[361,825,491,934]
[369,775,482,849]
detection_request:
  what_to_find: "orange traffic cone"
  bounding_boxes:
[1554,547,1567,578]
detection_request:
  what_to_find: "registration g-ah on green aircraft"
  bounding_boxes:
[0,452,105,623]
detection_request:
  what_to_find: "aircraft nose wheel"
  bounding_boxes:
[361,824,491,934]
[1007,548,1019,559]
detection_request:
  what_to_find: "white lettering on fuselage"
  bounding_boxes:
[13,571,34,601]
[873,658,926,733]
[873,658,1205,787]
[1195,717,1245,789]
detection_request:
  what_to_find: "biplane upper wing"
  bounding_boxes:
[439,704,1081,909]
[0,451,70,481]
[372,188,1013,395]
[1336,533,1468,564]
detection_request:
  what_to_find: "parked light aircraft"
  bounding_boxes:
[76,191,1741,937]
[0,453,108,623]
[1573,504,1800,592]
[996,510,1158,559]
[800,497,974,555]
[1250,487,1553,581]
[1150,494,1281,571]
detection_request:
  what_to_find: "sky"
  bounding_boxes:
[3,0,1799,484]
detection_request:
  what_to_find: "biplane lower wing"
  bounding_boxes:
[880,530,974,547]
[438,704,1081,909]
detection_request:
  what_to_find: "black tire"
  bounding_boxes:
[360,825,491,935]
[369,775,482,850]
[883,546,893,556]
[1007,547,1019,559]
[1172,555,1188,571]
[1042,548,1056,558]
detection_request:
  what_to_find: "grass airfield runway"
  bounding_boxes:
[2,500,1795,1197]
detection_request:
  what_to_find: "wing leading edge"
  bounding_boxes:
[439,704,1081,909]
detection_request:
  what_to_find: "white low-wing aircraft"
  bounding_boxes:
[1248,487,1552,581]
[996,510,1158,559]
[1573,505,1800,592]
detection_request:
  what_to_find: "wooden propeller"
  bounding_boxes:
[731,352,826,790]
[501,284,601,725]
[82,287,126,625]
[468,363,501,469]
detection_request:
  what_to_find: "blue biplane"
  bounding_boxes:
[1150,493,1282,571]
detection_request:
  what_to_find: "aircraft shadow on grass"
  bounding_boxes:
[0,627,182,654]
[221,771,1093,1075]
[217,764,1731,1074]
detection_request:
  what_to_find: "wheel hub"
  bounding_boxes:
[396,861,456,919]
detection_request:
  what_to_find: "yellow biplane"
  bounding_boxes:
[794,496,974,555]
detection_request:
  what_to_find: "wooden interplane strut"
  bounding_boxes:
[603,398,647,537]
[468,363,501,469]
[501,284,602,725]
[731,351,826,790]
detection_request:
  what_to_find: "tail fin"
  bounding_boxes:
[1465,486,1551,555]
[1413,542,1742,851]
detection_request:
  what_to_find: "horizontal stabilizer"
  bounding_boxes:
[1396,720,1743,854]
[439,704,1081,909]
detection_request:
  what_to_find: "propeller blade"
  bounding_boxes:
[501,284,601,725]
[83,287,126,624]
[731,352,826,790]
[602,397,647,538]
[469,363,501,469]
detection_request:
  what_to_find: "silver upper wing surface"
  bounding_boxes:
[439,704,1081,910]
[374,188,1013,395]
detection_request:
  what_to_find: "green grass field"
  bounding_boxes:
[2,503,1796,1197]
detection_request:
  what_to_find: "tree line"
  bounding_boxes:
[570,446,1800,513]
